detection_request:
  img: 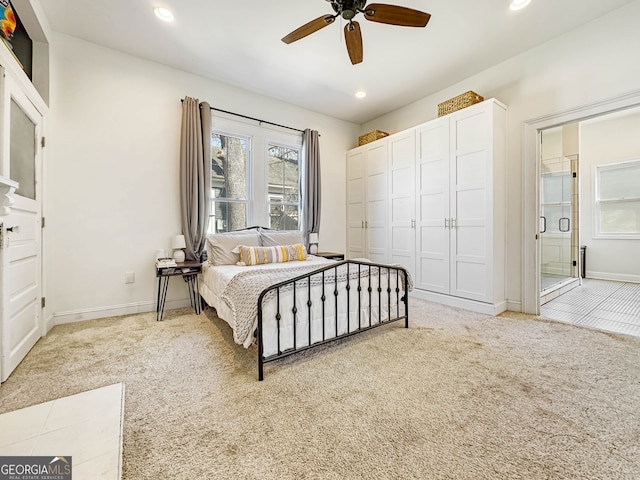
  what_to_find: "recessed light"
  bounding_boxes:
[509,0,531,11]
[355,90,367,99]
[154,7,174,22]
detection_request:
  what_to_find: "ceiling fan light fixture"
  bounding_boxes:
[154,7,175,22]
[342,9,356,20]
[509,0,531,11]
[355,90,367,98]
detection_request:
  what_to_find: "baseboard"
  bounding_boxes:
[53,299,191,325]
[43,313,55,334]
[586,271,640,283]
[409,289,507,316]
[506,300,522,313]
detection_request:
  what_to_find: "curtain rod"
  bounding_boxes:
[181,99,305,134]
[210,106,305,134]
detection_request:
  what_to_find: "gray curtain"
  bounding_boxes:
[180,97,211,262]
[303,129,321,246]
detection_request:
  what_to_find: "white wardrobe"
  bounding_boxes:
[346,139,389,264]
[347,99,507,315]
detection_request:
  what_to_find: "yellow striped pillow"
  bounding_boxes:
[236,243,307,266]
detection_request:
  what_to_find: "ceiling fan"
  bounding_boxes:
[281,0,431,65]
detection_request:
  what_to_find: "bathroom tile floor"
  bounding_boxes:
[541,278,640,338]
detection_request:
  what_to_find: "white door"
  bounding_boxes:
[1,76,44,382]
[347,150,366,259]
[365,141,389,264]
[449,107,490,301]
[388,130,416,276]
[415,117,450,293]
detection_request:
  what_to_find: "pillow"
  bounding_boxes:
[259,229,304,247]
[206,231,261,265]
[235,244,307,266]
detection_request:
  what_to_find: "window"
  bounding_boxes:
[209,132,249,233]
[268,143,300,230]
[595,160,640,237]
[208,115,303,234]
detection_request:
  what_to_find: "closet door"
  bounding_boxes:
[415,117,450,293]
[365,141,389,264]
[347,149,366,259]
[388,130,416,276]
[449,106,492,302]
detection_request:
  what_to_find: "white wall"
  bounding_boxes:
[360,1,640,309]
[46,33,359,323]
[579,108,640,282]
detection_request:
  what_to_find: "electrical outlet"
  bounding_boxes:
[125,271,135,284]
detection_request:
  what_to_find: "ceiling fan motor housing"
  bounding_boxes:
[329,0,368,19]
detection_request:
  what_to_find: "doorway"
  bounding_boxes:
[526,99,640,338]
[522,89,640,315]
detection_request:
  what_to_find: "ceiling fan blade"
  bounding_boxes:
[363,3,431,27]
[344,21,363,65]
[282,15,336,44]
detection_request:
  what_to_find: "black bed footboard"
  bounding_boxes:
[256,260,410,381]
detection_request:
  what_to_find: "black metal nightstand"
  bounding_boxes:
[315,252,345,261]
[155,260,202,321]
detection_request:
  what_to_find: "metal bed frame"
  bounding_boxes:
[256,259,409,381]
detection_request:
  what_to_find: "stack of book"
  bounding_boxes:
[156,258,177,269]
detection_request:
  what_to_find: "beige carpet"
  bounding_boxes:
[1,298,639,479]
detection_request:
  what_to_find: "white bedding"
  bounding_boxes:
[199,257,332,342]
[198,257,408,357]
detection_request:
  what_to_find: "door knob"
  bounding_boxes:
[6,225,19,233]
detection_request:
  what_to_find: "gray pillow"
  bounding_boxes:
[259,229,304,247]
[206,231,261,265]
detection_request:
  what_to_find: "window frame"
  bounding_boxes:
[266,141,302,231]
[208,128,252,234]
[208,113,304,233]
[594,158,640,239]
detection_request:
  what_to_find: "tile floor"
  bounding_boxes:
[0,383,124,479]
[541,278,640,338]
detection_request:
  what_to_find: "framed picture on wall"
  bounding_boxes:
[0,0,32,78]
[0,0,16,45]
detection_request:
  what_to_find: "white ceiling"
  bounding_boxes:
[39,0,635,124]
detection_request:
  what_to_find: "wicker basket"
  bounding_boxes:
[438,91,484,117]
[358,130,389,146]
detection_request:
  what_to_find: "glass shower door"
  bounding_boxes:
[540,129,573,293]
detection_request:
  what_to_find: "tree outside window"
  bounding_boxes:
[209,132,249,233]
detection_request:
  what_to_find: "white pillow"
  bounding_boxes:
[206,230,261,265]
[259,229,304,247]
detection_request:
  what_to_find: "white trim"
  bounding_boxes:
[506,300,522,312]
[44,312,54,334]
[522,89,640,315]
[410,289,507,316]
[53,299,191,325]
[586,271,640,284]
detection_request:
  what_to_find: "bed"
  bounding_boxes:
[198,228,411,380]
